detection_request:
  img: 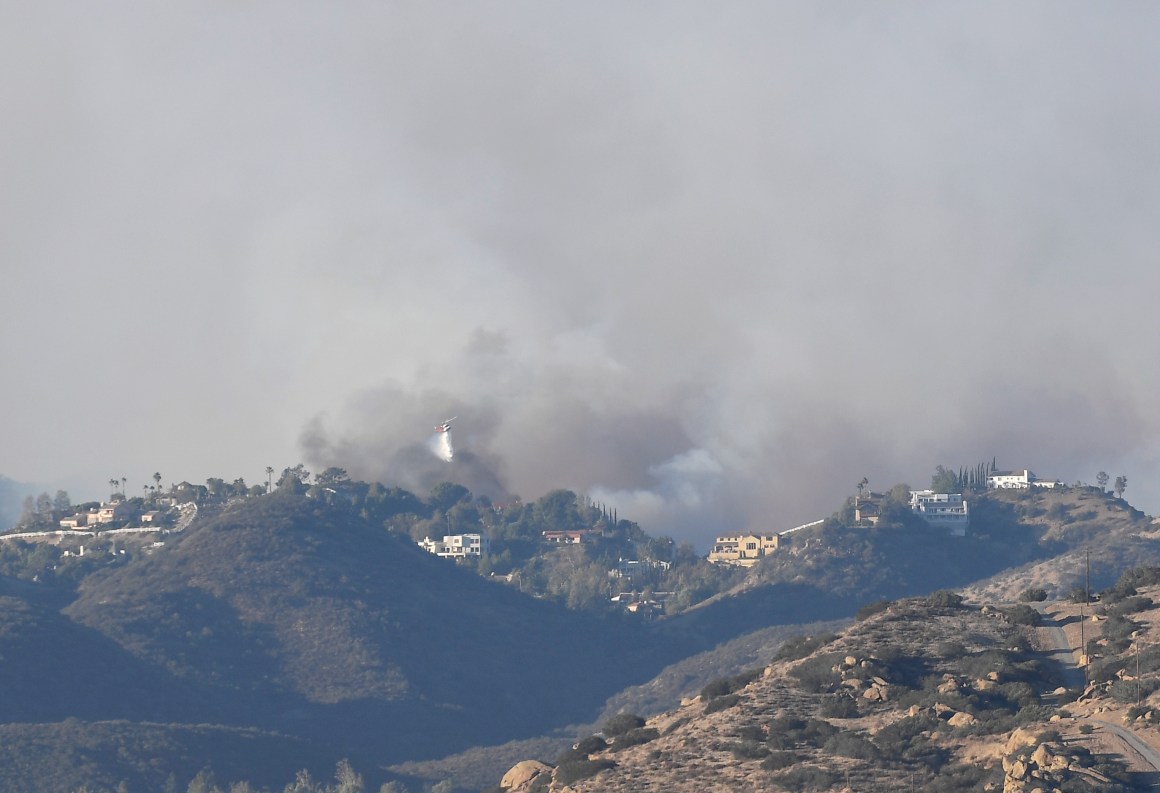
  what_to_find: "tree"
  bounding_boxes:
[19,495,35,524]
[1115,475,1128,499]
[277,465,311,494]
[265,466,274,493]
[930,466,957,493]
[153,471,162,492]
[856,477,868,497]
[315,467,351,487]
[1097,471,1109,492]
[534,489,585,531]
[52,490,71,513]
[428,482,471,512]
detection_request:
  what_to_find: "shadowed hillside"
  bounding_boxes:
[61,494,686,764]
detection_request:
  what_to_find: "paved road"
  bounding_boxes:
[1034,604,1086,690]
[1037,605,1160,787]
[1095,718,1160,785]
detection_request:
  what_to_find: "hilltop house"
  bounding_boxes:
[59,513,88,530]
[90,500,132,526]
[909,490,969,536]
[986,469,1060,489]
[707,532,780,567]
[854,493,883,525]
[542,528,603,544]
[418,533,490,560]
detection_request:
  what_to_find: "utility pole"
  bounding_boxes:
[1085,548,1091,605]
[1137,637,1142,707]
[1080,601,1085,665]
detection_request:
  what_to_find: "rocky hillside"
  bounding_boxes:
[494,593,1139,792]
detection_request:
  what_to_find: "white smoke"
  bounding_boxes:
[428,431,454,463]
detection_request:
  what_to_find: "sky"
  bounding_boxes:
[3,2,1160,546]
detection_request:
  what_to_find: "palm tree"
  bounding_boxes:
[266,466,274,494]
[121,477,127,498]
[108,478,118,500]
[153,472,162,493]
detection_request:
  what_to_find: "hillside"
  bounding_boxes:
[958,487,1158,602]
[666,487,1159,647]
[3,483,1159,789]
[0,720,354,793]
[58,494,690,766]
[494,593,1138,792]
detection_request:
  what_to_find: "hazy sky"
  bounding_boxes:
[4,2,1160,545]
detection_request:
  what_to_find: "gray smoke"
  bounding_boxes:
[4,3,1160,546]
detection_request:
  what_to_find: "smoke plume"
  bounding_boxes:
[4,4,1160,546]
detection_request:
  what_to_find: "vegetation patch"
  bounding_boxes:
[610,727,659,752]
[703,693,742,714]
[775,634,838,663]
[554,758,616,785]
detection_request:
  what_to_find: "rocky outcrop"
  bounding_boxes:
[1001,737,1107,793]
[501,760,552,791]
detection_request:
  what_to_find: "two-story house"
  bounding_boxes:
[707,532,780,567]
[909,490,969,536]
[418,533,490,560]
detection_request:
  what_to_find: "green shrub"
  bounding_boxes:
[773,766,840,792]
[601,713,645,738]
[573,735,607,755]
[789,652,844,693]
[855,599,893,621]
[775,634,838,662]
[1005,605,1039,626]
[1018,588,1048,602]
[1107,596,1153,617]
[819,696,859,719]
[760,750,798,771]
[926,590,964,609]
[700,677,733,700]
[731,724,765,742]
[823,732,879,760]
[730,739,769,760]
[702,668,761,700]
[554,758,615,785]
[704,694,741,714]
[610,727,659,751]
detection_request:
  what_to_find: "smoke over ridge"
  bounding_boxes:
[3,4,1160,545]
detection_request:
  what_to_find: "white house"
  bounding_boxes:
[909,490,969,536]
[986,469,1061,490]
[418,533,490,559]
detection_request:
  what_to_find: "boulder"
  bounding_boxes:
[501,760,552,790]
[948,711,977,727]
[1003,758,1029,780]
[1005,727,1041,754]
